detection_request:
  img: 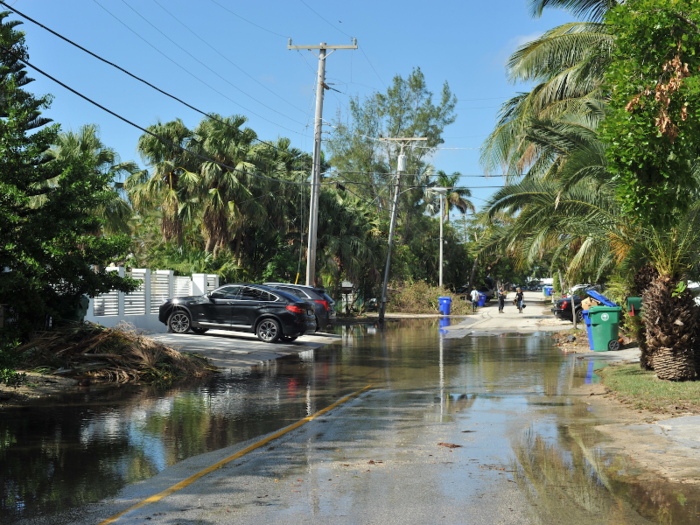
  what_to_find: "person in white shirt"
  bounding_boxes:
[470,288,480,313]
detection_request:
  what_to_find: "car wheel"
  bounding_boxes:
[191,327,208,335]
[167,310,191,333]
[575,309,584,322]
[280,335,298,343]
[256,318,281,343]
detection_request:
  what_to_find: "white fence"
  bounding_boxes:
[86,269,219,333]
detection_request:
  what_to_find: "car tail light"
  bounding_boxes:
[315,300,329,311]
[286,305,305,314]
[562,301,568,309]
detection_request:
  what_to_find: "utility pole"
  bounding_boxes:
[288,39,357,286]
[378,137,427,322]
[433,187,448,288]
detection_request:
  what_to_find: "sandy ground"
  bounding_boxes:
[0,372,80,406]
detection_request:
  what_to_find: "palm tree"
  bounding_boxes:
[180,114,261,257]
[481,113,700,380]
[480,1,614,179]
[435,171,475,221]
[127,119,192,246]
[48,124,138,235]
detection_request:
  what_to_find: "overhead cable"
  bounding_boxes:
[208,0,290,39]
[296,0,387,88]
[324,123,480,150]
[10,51,319,187]
[0,1,307,156]
[88,0,309,137]
[151,0,307,115]
[117,0,305,125]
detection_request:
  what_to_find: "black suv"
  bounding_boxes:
[552,295,584,322]
[158,284,316,343]
[263,283,336,330]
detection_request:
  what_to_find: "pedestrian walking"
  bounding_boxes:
[498,287,506,313]
[515,287,524,313]
[470,288,480,314]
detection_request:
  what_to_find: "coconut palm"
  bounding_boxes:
[48,124,138,235]
[127,118,192,246]
[482,112,700,380]
[481,1,614,179]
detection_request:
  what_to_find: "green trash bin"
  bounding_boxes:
[589,305,622,351]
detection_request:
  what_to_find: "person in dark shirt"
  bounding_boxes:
[498,287,506,313]
[515,288,524,313]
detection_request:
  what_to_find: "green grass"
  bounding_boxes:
[599,364,700,412]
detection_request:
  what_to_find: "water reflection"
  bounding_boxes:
[2,319,700,524]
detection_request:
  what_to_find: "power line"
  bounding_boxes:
[359,48,386,89]
[207,0,289,39]
[89,0,309,137]
[0,1,306,156]
[151,0,307,115]
[298,0,351,38]
[324,123,480,150]
[118,0,306,126]
[296,0,387,88]
[325,170,505,178]
[11,51,319,187]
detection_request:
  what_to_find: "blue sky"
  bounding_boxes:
[14,0,573,206]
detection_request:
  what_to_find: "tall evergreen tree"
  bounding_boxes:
[0,12,135,357]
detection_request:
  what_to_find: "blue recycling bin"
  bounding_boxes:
[545,286,553,297]
[477,293,487,307]
[438,296,452,315]
[582,310,594,350]
[583,291,618,351]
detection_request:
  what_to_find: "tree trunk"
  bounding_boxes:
[643,274,699,381]
[468,255,479,292]
[634,264,658,370]
[204,235,216,253]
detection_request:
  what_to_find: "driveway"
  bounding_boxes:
[152,329,341,369]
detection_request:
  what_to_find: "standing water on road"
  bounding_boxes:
[1,319,699,523]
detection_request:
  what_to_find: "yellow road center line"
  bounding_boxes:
[98,384,373,524]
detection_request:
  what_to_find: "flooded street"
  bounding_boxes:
[2,319,700,524]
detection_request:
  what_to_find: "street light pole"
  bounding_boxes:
[440,193,444,288]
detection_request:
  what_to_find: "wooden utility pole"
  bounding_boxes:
[378,138,427,322]
[288,39,357,286]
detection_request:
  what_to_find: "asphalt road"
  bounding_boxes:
[57,387,530,525]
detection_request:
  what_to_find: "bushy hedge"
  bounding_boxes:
[387,281,473,315]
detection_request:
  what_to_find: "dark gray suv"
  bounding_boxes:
[263,283,336,330]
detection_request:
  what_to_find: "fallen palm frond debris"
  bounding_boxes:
[14,322,216,384]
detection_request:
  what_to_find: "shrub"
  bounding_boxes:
[387,281,472,315]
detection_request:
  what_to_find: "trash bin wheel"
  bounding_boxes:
[608,340,620,351]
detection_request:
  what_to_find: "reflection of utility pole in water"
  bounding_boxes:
[439,332,445,417]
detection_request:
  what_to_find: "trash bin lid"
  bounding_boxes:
[589,305,622,313]
[586,290,618,307]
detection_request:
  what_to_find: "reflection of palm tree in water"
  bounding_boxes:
[510,428,696,523]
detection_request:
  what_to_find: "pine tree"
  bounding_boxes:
[0,12,135,356]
